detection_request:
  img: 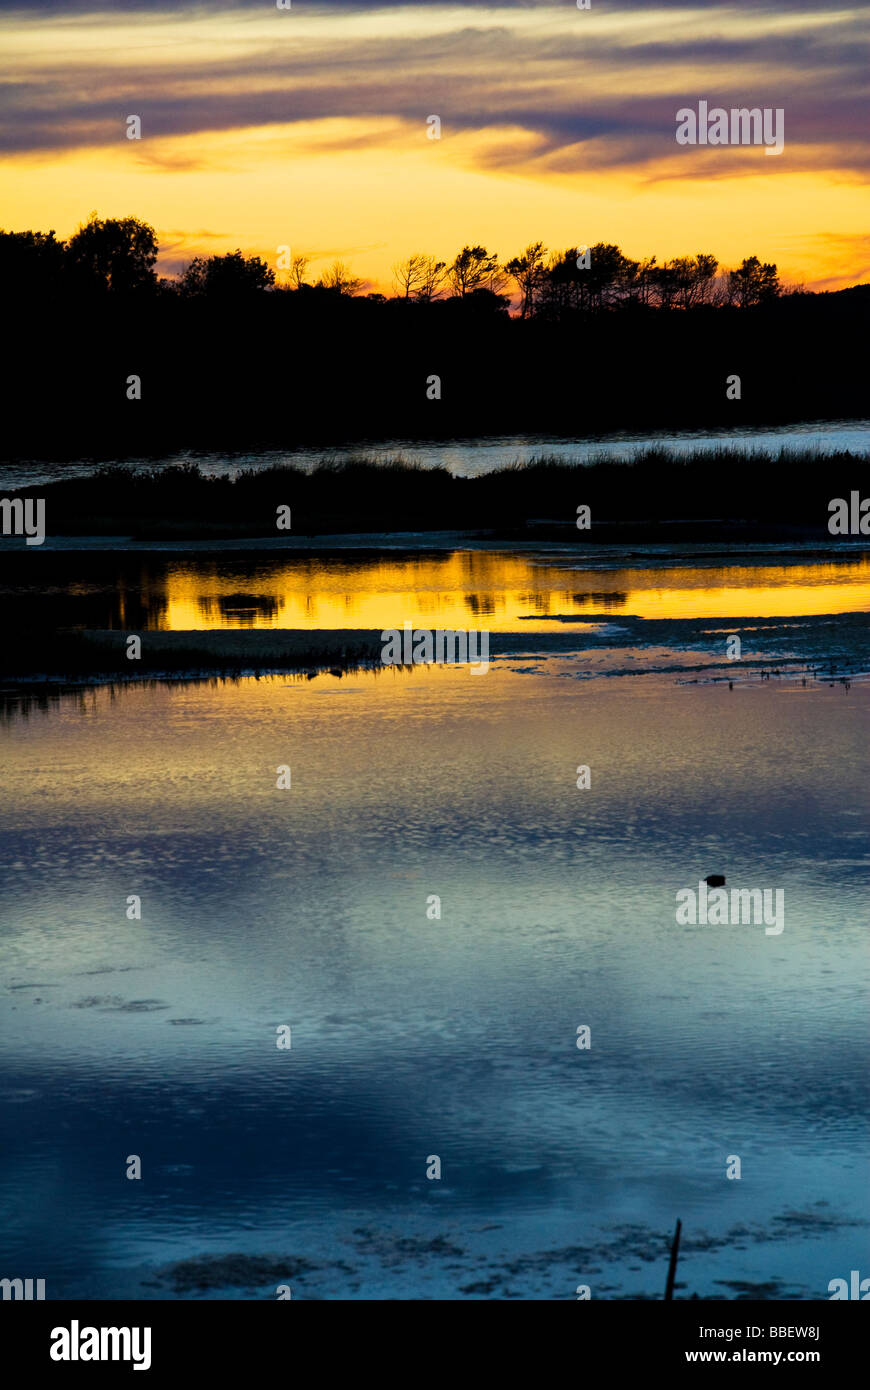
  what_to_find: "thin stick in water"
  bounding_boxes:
[665,1218,682,1300]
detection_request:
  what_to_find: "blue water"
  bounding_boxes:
[2,417,868,490]
[1,659,867,1299]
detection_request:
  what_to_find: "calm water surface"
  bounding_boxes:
[3,418,869,489]
[3,549,870,633]
[1,662,867,1298]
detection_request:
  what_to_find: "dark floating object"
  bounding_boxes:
[665,1218,682,1301]
[705,874,726,888]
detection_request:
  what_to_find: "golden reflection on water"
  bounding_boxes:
[152,552,870,630]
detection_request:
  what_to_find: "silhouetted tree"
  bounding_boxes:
[4,214,789,319]
[393,254,426,298]
[583,243,639,310]
[180,250,275,296]
[0,229,66,292]
[728,256,780,307]
[392,253,447,301]
[416,254,448,302]
[65,214,158,292]
[289,254,309,289]
[506,241,547,318]
[621,255,659,308]
[448,245,502,298]
[319,261,362,295]
[663,253,720,309]
[538,242,643,317]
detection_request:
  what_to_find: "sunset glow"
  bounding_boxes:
[3,0,868,291]
[145,554,870,630]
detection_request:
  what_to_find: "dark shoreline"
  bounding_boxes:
[2,614,867,693]
[0,629,385,687]
[1,448,869,545]
[5,278,868,458]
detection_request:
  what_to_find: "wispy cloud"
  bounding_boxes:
[1,2,867,178]
[2,2,867,291]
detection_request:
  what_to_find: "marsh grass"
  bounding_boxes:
[0,628,384,683]
[2,447,867,539]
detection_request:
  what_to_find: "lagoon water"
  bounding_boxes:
[2,417,869,490]
[4,546,870,635]
[1,649,868,1298]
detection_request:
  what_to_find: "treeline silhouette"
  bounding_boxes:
[2,215,867,458]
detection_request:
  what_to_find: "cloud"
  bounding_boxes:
[0,1,556,10]
[1,1,866,180]
[0,0,860,9]
[781,231,870,290]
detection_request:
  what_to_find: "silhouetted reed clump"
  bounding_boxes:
[0,628,384,683]
[2,448,867,539]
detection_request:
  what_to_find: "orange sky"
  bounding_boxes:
[2,2,868,294]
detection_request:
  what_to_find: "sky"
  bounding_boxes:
[1,0,868,293]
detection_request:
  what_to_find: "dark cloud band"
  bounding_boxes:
[1,1,866,174]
